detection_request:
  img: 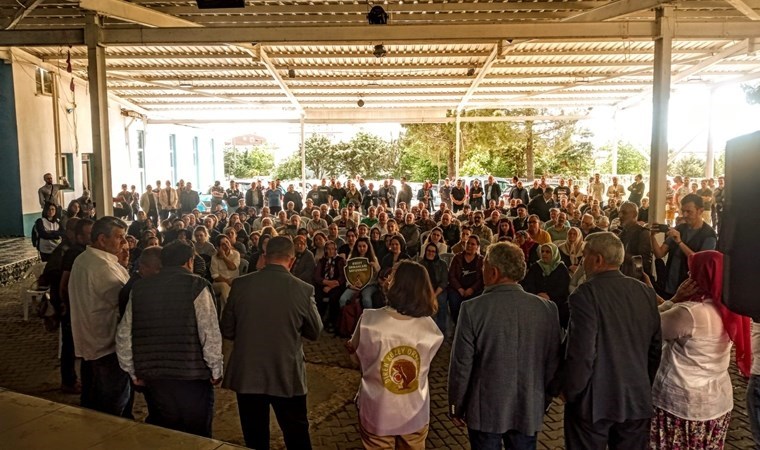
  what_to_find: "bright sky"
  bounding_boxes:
[208,83,759,166]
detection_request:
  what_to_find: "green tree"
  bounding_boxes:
[223,145,275,178]
[341,132,392,178]
[743,83,760,104]
[714,151,725,176]
[668,155,705,178]
[274,153,303,180]
[599,141,650,175]
[304,135,341,178]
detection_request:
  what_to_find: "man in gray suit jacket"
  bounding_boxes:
[448,242,561,450]
[560,232,661,450]
[221,236,322,450]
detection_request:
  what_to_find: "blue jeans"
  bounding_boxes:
[747,375,760,446]
[339,284,378,309]
[468,428,537,450]
[434,290,448,333]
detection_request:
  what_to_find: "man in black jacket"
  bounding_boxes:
[528,187,555,223]
[560,232,661,450]
[116,241,223,438]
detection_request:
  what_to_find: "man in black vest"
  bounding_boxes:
[116,241,223,437]
[650,193,717,298]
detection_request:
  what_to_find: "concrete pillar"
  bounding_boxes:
[85,13,114,217]
[649,6,674,224]
[454,112,461,178]
[705,88,716,178]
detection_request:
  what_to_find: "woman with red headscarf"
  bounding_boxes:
[650,250,751,449]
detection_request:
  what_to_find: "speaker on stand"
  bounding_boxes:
[720,130,760,319]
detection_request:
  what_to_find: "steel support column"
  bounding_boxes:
[649,7,674,224]
[705,88,716,178]
[85,14,114,217]
[454,112,461,179]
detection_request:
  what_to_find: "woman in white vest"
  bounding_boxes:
[34,202,64,262]
[347,260,444,449]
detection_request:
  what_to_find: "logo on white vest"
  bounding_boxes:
[381,346,420,394]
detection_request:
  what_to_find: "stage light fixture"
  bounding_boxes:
[195,0,245,9]
[467,68,475,76]
[288,68,296,78]
[367,5,388,24]
[373,44,387,58]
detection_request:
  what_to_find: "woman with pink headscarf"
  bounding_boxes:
[650,250,751,449]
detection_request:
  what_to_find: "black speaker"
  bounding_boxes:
[195,0,245,9]
[721,130,760,319]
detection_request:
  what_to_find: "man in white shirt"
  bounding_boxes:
[68,216,131,416]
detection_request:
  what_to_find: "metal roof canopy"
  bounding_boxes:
[0,0,759,123]
[1,0,760,219]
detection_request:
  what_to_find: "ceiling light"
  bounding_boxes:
[373,44,387,58]
[357,99,365,107]
[179,81,193,88]
[367,5,388,24]
[467,68,475,76]
[288,68,296,78]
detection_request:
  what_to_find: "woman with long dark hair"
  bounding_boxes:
[314,240,346,333]
[347,261,443,449]
[420,242,449,333]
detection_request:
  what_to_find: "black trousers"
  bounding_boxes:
[60,314,77,387]
[80,352,131,417]
[564,402,649,450]
[236,393,311,450]
[144,379,215,438]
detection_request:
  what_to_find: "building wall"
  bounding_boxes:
[0,63,24,236]
[5,50,224,237]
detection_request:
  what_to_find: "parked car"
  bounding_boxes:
[197,194,228,212]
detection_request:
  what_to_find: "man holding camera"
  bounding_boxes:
[650,193,717,298]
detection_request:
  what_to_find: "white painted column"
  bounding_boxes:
[455,112,461,178]
[649,6,674,224]
[85,13,114,217]
[705,88,716,178]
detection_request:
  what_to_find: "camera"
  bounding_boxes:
[632,255,644,280]
[648,223,670,233]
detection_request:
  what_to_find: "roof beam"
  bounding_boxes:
[78,0,201,28]
[3,0,44,30]
[256,45,304,114]
[723,0,760,20]
[4,22,760,47]
[563,0,674,22]
[457,43,500,112]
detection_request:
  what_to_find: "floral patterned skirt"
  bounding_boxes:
[650,406,731,450]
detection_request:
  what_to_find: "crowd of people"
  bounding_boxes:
[31,169,756,450]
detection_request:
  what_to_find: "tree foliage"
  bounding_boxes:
[743,83,760,105]
[274,153,303,180]
[714,151,725,177]
[223,145,275,178]
[599,141,650,175]
[668,154,706,178]
[398,109,594,180]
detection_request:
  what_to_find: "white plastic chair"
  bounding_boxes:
[18,262,48,321]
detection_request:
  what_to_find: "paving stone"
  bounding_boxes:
[0,278,757,449]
